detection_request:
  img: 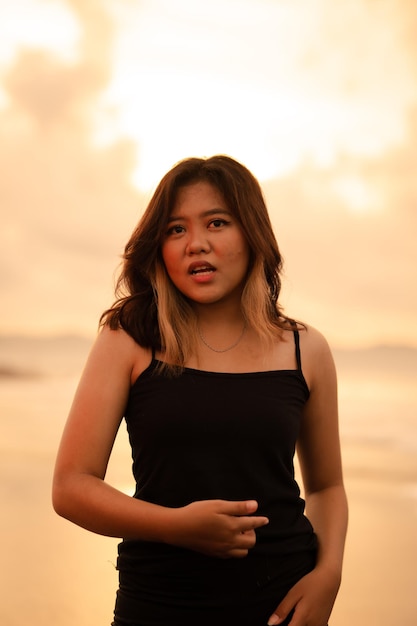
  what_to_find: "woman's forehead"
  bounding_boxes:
[172,180,226,207]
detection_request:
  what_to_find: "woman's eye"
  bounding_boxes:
[209,219,227,228]
[167,224,185,235]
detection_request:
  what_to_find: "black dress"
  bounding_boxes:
[112,331,317,626]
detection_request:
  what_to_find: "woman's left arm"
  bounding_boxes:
[268,326,348,626]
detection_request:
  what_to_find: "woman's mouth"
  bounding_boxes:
[188,262,216,275]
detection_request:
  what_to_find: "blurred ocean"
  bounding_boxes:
[1,335,416,626]
[1,334,416,454]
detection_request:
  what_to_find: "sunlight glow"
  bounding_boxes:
[0,0,79,65]
[99,0,416,190]
[1,0,416,345]
[332,176,381,213]
[97,74,312,189]
[98,70,410,191]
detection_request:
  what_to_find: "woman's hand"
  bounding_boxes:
[169,499,269,558]
[267,565,341,626]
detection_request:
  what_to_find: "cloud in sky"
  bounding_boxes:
[0,0,143,335]
[264,108,417,346]
[105,0,417,187]
[0,0,416,347]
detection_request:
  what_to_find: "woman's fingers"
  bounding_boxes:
[173,499,269,558]
[216,499,270,531]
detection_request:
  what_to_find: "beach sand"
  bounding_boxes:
[332,441,417,626]
[1,436,416,626]
[1,340,416,626]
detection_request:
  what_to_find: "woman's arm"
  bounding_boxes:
[52,325,164,539]
[268,326,348,626]
[52,326,268,555]
[298,326,348,577]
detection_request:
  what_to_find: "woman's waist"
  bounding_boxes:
[118,527,317,573]
[117,539,316,593]
[132,488,314,542]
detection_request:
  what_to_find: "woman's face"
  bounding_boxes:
[161,181,250,308]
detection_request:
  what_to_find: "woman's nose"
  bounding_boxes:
[185,229,211,254]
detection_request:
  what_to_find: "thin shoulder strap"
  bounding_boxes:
[293,329,302,371]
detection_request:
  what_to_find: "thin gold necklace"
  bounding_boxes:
[198,322,247,353]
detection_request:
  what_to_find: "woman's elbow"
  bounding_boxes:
[52,471,75,519]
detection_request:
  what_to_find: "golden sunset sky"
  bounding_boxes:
[1,0,416,348]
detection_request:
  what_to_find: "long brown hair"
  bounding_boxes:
[101,155,294,369]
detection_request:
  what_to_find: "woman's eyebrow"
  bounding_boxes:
[166,209,232,223]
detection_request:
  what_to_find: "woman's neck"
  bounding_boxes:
[192,300,244,328]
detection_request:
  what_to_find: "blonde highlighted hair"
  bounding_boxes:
[101,155,295,371]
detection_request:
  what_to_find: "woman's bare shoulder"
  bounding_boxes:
[298,323,332,351]
[91,325,152,383]
[296,323,336,386]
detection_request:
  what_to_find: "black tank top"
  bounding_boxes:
[122,330,316,557]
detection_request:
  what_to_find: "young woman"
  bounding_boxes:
[53,155,348,626]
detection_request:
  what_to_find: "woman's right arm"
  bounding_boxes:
[52,325,172,540]
[52,326,268,554]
